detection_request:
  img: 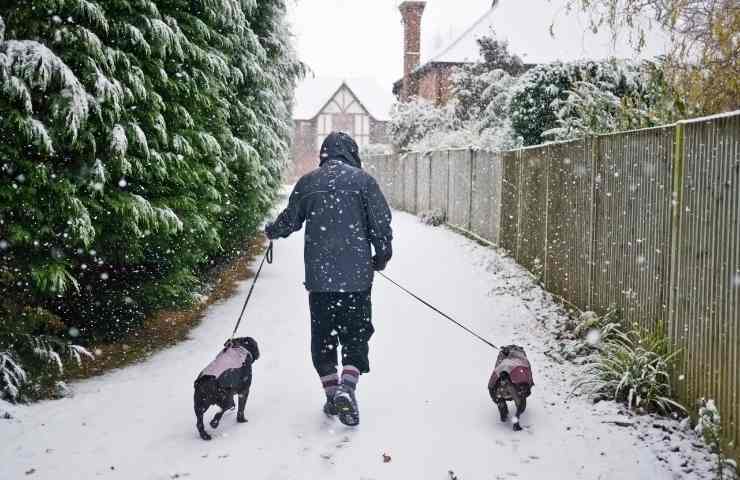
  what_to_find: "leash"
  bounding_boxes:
[378,272,499,351]
[230,241,274,339]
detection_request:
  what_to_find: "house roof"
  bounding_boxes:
[293,76,395,121]
[408,0,668,76]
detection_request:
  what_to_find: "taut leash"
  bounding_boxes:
[377,271,499,351]
[230,241,274,339]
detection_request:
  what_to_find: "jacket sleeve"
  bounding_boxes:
[362,175,393,265]
[265,181,306,240]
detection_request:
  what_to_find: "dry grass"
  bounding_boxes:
[64,237,266,380]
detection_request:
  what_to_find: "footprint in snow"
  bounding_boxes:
[335,436,351,449]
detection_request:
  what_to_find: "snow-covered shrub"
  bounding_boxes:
[695,398,738,480]
[389,32,524,153]
[576,326,685,414]
[573,308,622,346]
[419,210,446,226]
[452,32,525,123]
[1,334,93,402]
[0,300,93,401]
[0,1,303,352]
[388,98,459,150]
[510,59,682,145]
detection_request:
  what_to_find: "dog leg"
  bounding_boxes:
[210,409,226,429]
[211,394,235,429]
[512,397,526,431]
[237,384,251,423]
[195,404,212,441]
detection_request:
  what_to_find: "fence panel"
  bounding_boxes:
[544,139,595,308]
[517,147,549,276]
[416,152,432,213]
[365,155,384,192]
[391,155,405,210]
[403,153,418,213]
[671,115,740,450]
[430,150,450,218]
[470,151,503,244]
[448,150,473,230]
[590,127,675,330]
[377,154,396,201]
[500,151,520,254]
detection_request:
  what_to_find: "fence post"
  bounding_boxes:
[468,149,474,231]
[667,122,686,401]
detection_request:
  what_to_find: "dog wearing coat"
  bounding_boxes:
[488,345,534,431]
[193,337,260,441]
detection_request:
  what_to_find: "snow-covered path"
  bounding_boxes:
[1,209,676,480]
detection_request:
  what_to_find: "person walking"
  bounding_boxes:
[265,131,393,427]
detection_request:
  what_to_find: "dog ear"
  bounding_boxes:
[245,337,260,361]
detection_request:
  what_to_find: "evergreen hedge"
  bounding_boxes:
[0,0,302,400]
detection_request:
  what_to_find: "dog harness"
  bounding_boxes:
[199,346,252,379]
[488,346,534,389]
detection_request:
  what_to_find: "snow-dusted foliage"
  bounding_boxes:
[0,1,302,398]
[695,398,738,479]
[388,98,459,150]
[0,317,94,402]
[575,326,685,415]
[514,59,683,144]
[390,32,681,151]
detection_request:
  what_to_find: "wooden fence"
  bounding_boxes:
[365,111,740,454]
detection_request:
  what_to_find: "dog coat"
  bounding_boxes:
[488,346,534,390]
[199,346,252,381]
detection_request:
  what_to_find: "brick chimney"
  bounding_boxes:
[399,1,426,101]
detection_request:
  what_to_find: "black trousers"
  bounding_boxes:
[309,290,374,377]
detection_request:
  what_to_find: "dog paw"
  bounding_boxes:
[210,418,221,429]
[200,432,212,441]
[513,423,523,432]
[236,415,247,423]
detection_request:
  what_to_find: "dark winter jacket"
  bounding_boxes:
[266,132,393,292]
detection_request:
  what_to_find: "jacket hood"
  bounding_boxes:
[319,131,362,168]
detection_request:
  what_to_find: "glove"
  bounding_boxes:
[264,222,275,240]
[372,255,387,271]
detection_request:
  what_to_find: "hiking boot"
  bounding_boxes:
[333,385,359,427]
[323,393,338,416]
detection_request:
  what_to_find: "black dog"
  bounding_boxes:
[488,345,534,431]
[193,337,260,441]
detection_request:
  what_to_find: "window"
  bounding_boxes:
[314,87,373,151]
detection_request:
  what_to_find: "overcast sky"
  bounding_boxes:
[286,0,496,90]
[286,0,665,95]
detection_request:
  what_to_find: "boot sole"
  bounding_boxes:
[333,395,359,427]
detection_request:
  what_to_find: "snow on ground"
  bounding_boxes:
[0,208,716,479]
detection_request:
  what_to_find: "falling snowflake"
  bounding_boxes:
[68,327,80,338]
[118,178,128,188]
[100,272,109,280]
[0,240,8,250]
